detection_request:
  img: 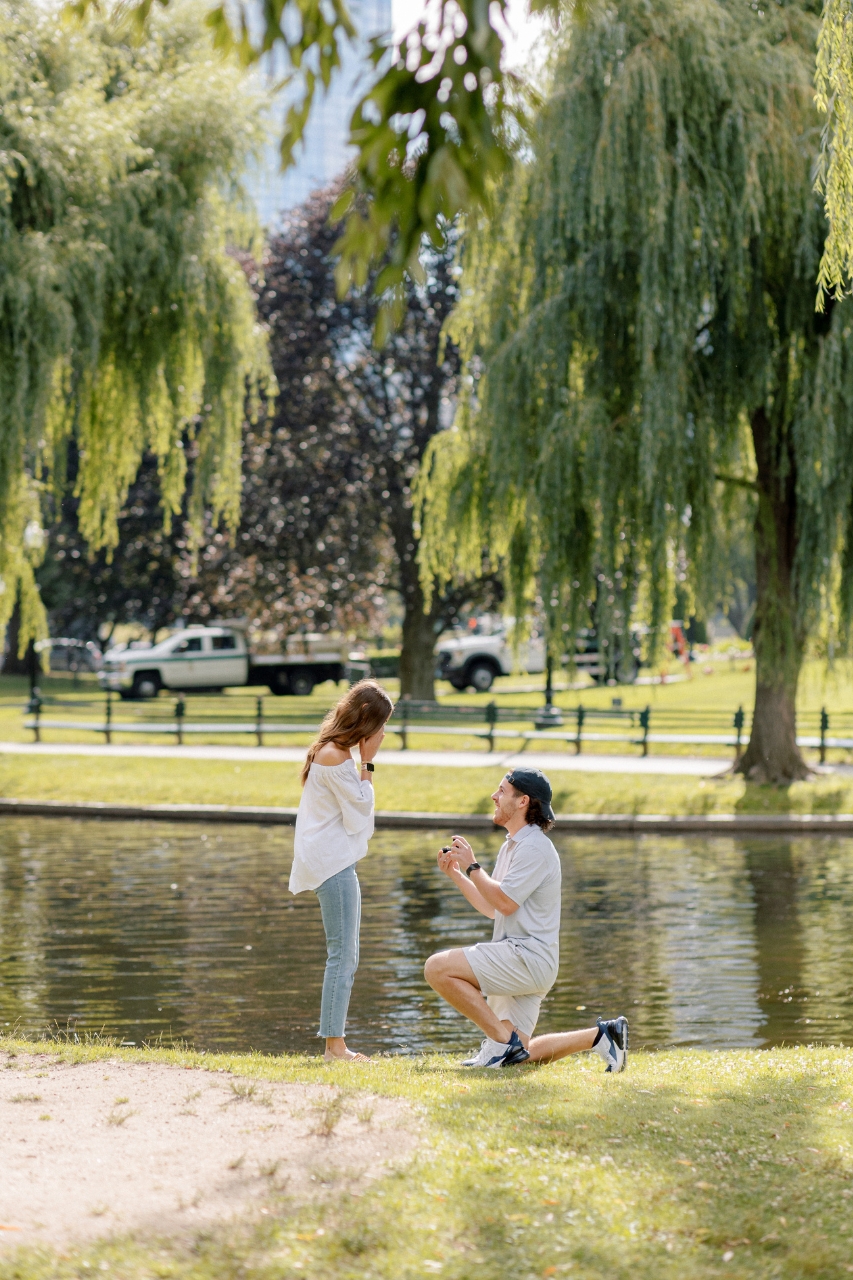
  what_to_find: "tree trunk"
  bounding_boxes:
[398,551,440,700]
[2,601,38,678]
[735,407,809,783]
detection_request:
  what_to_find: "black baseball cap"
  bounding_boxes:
[505,767,556,820]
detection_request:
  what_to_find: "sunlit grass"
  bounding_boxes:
[5,752,853,815]
[1,1035,851,1279]
[5,657,853,814]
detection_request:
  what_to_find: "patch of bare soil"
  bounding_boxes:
[0,1052,416,1250]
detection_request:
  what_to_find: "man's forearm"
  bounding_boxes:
[450,867,495,918]
[468,867,518,915]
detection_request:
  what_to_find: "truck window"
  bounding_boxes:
[175,637,203,653]
[212,634,237,650]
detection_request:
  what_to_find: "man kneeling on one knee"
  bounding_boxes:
[424,768,628,1070]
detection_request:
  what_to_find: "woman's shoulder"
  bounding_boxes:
[312,742,351,767]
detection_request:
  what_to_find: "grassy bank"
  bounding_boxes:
[1,1037,851,1279]
[6,752,853,815]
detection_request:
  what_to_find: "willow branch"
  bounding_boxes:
[715,472,759,492]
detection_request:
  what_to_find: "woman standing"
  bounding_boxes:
[290,680,394,1061]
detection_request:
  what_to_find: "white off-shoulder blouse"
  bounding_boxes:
[289,758,375,894]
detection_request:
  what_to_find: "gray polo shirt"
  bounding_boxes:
[491,823,562,990]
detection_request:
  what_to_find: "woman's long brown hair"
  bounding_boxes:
[300,679,394,784]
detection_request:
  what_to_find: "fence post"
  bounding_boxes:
[820,706,829,765]
[733,704,745,760]
[486,701,497,752]
[575,704,585,755]
[400,696,409,751]
[639,705,651,757]
[175,696,185,746]
[105,688,112,746]
[27,687,42,743]
[256,695,264,748]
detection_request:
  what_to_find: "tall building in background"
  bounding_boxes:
[246,0,392,228]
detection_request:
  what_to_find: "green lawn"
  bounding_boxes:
[6,656,853,813]
[6,752,853,815]
[2,1037,851,1279]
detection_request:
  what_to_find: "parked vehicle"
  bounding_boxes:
[436,628,545,692]
[35,638,103,673]
[99,627,367,699]
[435,623,641,691]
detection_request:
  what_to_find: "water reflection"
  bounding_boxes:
[0,818,852,1054]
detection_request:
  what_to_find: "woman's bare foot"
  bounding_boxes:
[323,1037,369,1062]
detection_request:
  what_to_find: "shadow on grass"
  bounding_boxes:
[350,1054,849,1279]
[0,1050,850,1280]
[232,1053,852,1279]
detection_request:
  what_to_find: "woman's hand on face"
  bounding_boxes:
[359,723,386,763]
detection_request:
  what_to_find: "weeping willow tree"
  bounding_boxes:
[0,0,270,651]
[418,0,853,783]
[816,0,853,297]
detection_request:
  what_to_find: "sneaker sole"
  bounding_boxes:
[606,1017,629,1073]
[500,1045,530,1068]
[483,1046,530,1069]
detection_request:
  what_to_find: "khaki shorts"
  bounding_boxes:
[464,940,553,1038]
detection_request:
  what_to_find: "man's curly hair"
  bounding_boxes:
[512,791,554,832]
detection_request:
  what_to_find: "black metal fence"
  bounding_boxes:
[19,691,849,762]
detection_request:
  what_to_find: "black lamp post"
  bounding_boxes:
[28,640,40,701]
[535,654,563,728]
[25,642,42,733]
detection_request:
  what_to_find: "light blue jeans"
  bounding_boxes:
[314,864,361,1039]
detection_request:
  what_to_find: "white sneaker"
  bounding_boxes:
[462,1030,529,1069]
[592,1016,629,1073]
[462,1035,510,1068]
[462,1040,491,1067]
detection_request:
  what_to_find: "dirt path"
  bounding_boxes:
[0,1052,416,1250]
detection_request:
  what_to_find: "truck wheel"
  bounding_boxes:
[467,661,497,693]
[131,672,161,700]
[289,671,315,697]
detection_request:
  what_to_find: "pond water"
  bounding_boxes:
[0,817,851,1055]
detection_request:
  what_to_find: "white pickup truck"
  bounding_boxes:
[436,631,546,691]
[99,626,364,699]
[435,627,641,691]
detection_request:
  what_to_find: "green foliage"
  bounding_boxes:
[420,0,853,665]
[329,5,523,336]
[38,451,186,641]
[183,189,500,697]
[75,0,547,332]
[816,0,853,301]
[0,1,271,652]
[209,0,540,319]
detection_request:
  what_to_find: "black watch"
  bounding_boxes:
[465,861,481,878]
[362,762,374,773]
